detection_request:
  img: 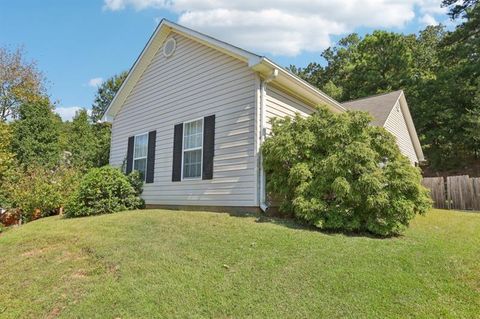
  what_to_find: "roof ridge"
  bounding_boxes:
[342,89,403,104]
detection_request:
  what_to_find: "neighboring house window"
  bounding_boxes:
[133,133,148,180]
[182,118,203,179]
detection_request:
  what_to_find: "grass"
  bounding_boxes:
[0,209,479,318]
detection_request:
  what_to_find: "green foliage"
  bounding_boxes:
[416,3,480,168]
[65,166,144,218]
[90,71,127,122]
[93,121,112,167]
[290,18,480,171]
[1,164,80,222]
[11,98,61,168]
[442,0,477,19]
[262,106,431,236]
[0,122,14,177]
[0,46,46,121]
[126,170,144,197]
[62,109,111,170]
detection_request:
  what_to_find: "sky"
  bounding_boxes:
[0,0,453,121]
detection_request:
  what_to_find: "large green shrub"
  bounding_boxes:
[65,166,144,218]
[262,106,432,236]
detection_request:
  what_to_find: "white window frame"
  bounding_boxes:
[181,118,204,180]
[133,132,149,182]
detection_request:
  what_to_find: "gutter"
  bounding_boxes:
[259,69,278,212]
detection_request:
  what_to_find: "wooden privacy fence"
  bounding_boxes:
[422,175,480,211]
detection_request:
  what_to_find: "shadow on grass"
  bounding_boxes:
[226,210,395,239]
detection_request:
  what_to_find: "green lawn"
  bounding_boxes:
[0,209,479,318]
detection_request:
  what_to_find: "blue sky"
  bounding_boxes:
[0,0,452,120]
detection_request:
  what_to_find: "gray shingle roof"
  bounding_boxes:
[341,90,403,126]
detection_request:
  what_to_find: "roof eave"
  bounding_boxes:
[397,92,425,162]
[101,19,263,122]
[251,58,345,113]
[102,20,345,122]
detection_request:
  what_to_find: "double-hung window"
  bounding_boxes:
[182,119,203,179]
[133,133,148,181]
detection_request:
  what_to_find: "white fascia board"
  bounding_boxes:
[102,20,170,122]
[103,19,344,121]
[398,92,425,162]
[102,19,262,122]
[164,20,262,64]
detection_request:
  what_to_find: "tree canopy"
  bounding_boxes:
[90,71,127,122]
[63,109,111,170]
[11,98,61,168]
[289,1,479,171]
[0,47,46,121]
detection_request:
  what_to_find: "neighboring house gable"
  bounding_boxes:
[384,100,419,164]
[342,90,424,164]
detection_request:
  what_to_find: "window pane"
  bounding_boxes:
[134,158,147,180]
[134,134,148,158]
[184,120,203,149]
[183,149,201,178]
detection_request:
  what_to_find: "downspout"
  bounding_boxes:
[259,69,278,212]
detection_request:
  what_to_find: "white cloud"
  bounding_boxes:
[104,0,445,56]
[55,107,91,121]
[88,77,104,87]
[419,13,438,25]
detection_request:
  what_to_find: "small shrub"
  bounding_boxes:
[65,166,144,218]
[1,164,80,223]
[262,106,432,236]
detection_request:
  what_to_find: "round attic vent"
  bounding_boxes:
[163,38,176,58]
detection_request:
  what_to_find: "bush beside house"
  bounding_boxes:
[65,166,144,218]
[262,106,432,236]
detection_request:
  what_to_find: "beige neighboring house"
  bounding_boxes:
[102,19,424,212]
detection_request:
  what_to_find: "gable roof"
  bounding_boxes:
[341,90,403,126]
[101,19,344,121]
[343,90,424,162]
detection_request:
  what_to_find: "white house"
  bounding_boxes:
[102,19,424,212]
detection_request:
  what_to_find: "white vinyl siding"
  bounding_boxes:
[264,85,316,207]
[383,101,419,164]
[109,32,256,207]
[265,85,315,135]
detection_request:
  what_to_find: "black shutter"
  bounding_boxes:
[146,130,156,183]
[172,123,183,182]
[202,115,215,180]
[126,136,134,174]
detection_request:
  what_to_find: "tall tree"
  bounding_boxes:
[11,98,61,168]
[63,109,111,170]
[423,0,480,166]
[64,109,97,169]
[90,71,127,122]
[442,0,478,19]
[0,122,14,180]
[289,26,469,170]
[0,46,46,121]
[0,122,14,208]
[92,121,111,167]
